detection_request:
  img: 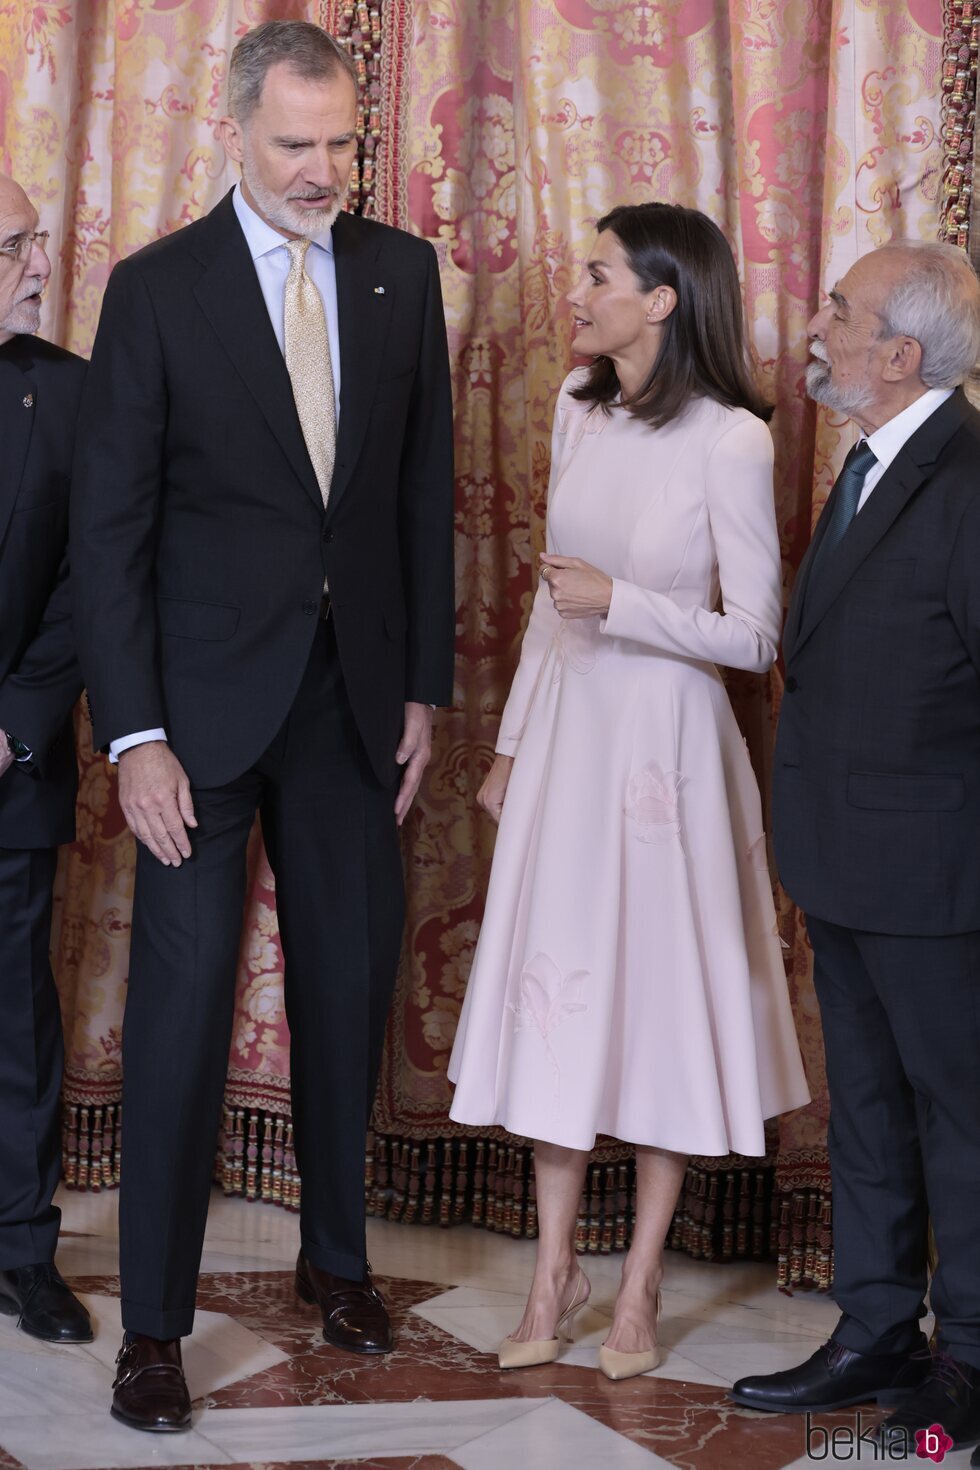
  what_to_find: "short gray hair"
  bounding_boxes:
[875,241,980,389]
[227,20,358,124]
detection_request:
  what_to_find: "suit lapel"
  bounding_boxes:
[328,210,393,520]
[789,391,973,658]
[0,339,37,551]
[192,193,324,512]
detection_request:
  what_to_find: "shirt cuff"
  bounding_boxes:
[108,728,168,764]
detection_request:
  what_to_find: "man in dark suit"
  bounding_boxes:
[731,243,980,1454]
[0,173,92,1344]
[71,21,454,1432]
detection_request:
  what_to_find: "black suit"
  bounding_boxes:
[71,192,454,1337]
[0,333,85,1268]
[774,389,980,1370]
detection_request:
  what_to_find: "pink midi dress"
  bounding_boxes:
[448,371,810,1155]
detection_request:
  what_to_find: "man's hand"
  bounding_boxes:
[0,734,13,780]
[539,553,613,618]
[477,753,514,824]
[117,740,197,866]
[394,701,434,827]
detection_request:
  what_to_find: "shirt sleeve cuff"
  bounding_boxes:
[108,728,168,764]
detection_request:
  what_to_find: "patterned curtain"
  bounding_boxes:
[0,1,944,1287]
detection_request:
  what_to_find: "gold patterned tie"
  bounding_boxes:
[283,237,336,507]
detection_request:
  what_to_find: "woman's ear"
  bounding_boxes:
[645,285,678,325]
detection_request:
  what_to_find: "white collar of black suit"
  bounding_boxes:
[856,386,954,508]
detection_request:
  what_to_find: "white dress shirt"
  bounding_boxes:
[856,386,954,511]
[110,184,342,763]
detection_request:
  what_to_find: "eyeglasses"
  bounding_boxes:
[0,230,50,263]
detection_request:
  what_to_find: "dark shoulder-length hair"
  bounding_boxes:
[571,202,772,426]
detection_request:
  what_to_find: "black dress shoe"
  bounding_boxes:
[874,1354,980,1455]
[295,1250,393,1354]
[110,1333,191,1432]
[730,1336,931,1413]
[0,1263,93,1343]
[970,1439,979,1466]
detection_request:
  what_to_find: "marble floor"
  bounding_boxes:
[0,1186,970,1470]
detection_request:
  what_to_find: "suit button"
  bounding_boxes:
[301,598,318,615]
[785,675,798,693]
[322,526,334,542]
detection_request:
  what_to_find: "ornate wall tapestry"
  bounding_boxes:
[0,0,946,1290]
[940,0,977,252]
[940,1,980,418]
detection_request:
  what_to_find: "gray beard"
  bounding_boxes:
[242,163,345,237]
[0,294,42,337]
[805,359,874,419]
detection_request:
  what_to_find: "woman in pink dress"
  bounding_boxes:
[447,203,809,1380]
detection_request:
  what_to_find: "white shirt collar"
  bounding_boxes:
[863,386,955,471]
[232,182,335,260]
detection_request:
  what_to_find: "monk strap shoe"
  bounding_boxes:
[295,1251,393,1354]
[110,1333,191,1433]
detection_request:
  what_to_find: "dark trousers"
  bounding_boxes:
[807,914,980,1370]
[0,844,63,1269]
[119,621,404,1338]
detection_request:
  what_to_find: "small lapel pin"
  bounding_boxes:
[374,285,385,295]
[22,393,33,408]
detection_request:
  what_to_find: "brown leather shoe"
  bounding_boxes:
[295,1250,393,1354]
[110,1333,192,1432]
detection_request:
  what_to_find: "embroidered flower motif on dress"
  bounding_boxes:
[745,832,786,943]
[624,762,686,844]
[556,399,607,449]
[552,616,600,680]
[508,952,589,1098]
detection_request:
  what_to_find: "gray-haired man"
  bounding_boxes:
[72,20,454,1430]
[0,172,91,1345]
[732,243,980,1457]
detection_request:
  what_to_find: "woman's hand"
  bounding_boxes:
[540,554,613,619]
[477,753,514,824]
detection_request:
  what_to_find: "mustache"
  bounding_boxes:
[808,340,829,364]
[289,188,338,201]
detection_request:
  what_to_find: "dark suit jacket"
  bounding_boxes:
[773,389,980,935]
[71,191,455,790]
[0,334,85,848]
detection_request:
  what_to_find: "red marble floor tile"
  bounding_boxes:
[528,1377,889,1470]
[66,1273,119,1297]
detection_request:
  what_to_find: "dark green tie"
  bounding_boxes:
[808,439,878,583]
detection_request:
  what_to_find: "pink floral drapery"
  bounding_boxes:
[0,1,946,1286]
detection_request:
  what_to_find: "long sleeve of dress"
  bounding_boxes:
[494,406,568,757]
[600,413,782,673]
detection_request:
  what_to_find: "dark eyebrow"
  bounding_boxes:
[271,135,315,147]
[586,258,609,273]
[829,288,849,312]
